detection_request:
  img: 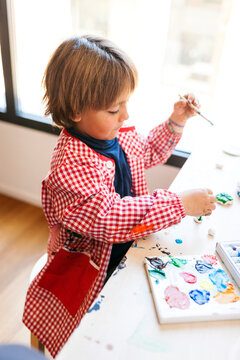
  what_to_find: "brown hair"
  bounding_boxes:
[42,35,138,128]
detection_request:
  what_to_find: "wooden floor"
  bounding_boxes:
[0,193,48,346]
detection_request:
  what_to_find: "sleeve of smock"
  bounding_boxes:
[46,160,186,244]
[140,120,183,169]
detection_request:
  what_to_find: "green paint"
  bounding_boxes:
[216,192,233,204]
[127,316,171,352]
[168,257,187,267]
[148,269,166,281]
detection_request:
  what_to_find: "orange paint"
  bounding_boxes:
[131,223,154,235]
[214,283,240,304]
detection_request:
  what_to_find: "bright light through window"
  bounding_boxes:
[11,0,240,152]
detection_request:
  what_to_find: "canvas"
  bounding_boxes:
[144,254,240,324]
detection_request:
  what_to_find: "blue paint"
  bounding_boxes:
[146,257,167,270]
[175,239,183,244]
[113,256,127,276]
[88,301,101,313]
[189,289,210,305]
[209,269,229,292]
[195,259,213,274]
[132,242,145,249]
[88,295,105,313]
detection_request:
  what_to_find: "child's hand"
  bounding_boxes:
[179,188,216,217]
[169,93,200,128]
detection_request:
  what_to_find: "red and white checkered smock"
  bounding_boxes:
[22,121,186,358]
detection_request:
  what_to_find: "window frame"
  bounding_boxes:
[0,0,189,167]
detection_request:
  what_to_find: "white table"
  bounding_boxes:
[57,134,240,360]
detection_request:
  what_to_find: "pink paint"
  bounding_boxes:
[164,286,190,310]
[179,272,197,284]
[201,254,218,265]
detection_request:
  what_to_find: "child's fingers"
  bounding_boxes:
[174,100,188,114]
[206,189,217,205]
[184,93,201,109]
[206,188,213,195]
[210,195,217,203]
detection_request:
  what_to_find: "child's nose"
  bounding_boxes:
[120,107,129,121]
[123,111,129,121]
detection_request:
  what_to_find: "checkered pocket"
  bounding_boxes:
[38,248,99,316]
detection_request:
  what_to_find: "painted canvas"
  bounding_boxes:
[144,254,240,324]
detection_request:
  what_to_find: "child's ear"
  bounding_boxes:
[71,115,81,123]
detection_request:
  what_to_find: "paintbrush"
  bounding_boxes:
[178,94,214,126]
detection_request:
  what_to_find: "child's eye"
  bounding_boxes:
[108,110,119,114]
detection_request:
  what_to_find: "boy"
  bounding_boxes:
[23,35,216,358]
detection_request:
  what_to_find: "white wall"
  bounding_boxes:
[0,121,179,207]
[0,120,57,206]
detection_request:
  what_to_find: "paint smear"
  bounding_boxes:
[214,284,240,304]
[148,269,166,284]
[195,259,213,274]
[201,254,218,265]
[164,286,190,309]
[209,269,229,292]
[127,315,170,352]
[106,344,114,351]
[146,257,168,270]
[179,272,197,284]
[131,223,154,235]
[132,242,145,249]
[87,295,105,313]
[168,257,187,268]
[161,250,171,255]
[113,256,127,276]
[189,289,210,305]
[155,244,171,255]
[200,280,213,290]
[175,239,183,244]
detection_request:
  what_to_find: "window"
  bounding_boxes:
[159,0,240,152]
[11,0,73,120]
[1,0,240,154]
[0,47,6,112]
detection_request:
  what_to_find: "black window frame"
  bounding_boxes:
[0,0,189,167]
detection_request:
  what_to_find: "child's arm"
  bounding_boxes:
[141,122,182,169]
[44,162,185,243]
[141,93,199,169]
[44,158,215,244]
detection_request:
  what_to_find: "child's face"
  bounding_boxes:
[72,90,130,140]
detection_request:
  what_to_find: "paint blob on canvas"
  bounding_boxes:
[164,286,190,309]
